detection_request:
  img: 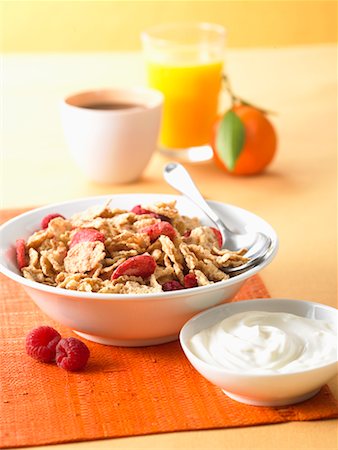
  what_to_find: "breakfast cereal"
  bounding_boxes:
[17,201,248,294]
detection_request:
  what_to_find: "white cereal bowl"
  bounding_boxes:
[180,299,338,406]
[0,194,278,347]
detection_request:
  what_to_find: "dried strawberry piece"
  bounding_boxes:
[141,221,176,242]
[111,254,156,280]
[26,326,62,363]
[69,228,105,249]
[16,238,28,270]
[157,214,171,223]
[131,205,164,219]
[131,205,155,215]
[162,280,184,291]
[183,230,191,237]
[56,337,90,372]
[210,227,222,248]
[131,205,170,221]
[41,213,65,229]
[184,273,198,288]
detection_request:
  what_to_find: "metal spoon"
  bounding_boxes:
[163,162,272,274]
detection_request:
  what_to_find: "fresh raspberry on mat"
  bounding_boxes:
[111,254,156,279]
[210,227,223,248]
[184,273,198,288]
[40,213,65,229]
[26,326,62,363]
[141,221,176,242]
[55,337,90,372]
[162,280,184,291]
[69,228,105,248]
[16,239,28,270]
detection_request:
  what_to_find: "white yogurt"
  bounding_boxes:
[189,311,337,373]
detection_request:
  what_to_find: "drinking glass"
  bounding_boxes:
[141,22,226,162]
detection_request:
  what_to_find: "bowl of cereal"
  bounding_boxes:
[0,194,278,346]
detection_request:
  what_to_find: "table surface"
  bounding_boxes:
[1,44,337,450]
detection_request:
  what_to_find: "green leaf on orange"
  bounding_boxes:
[216,110,245,171]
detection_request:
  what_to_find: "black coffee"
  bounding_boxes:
[81,102,145,110]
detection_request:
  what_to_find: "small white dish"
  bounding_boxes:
[180,298,338,406]
[0,194,278,347]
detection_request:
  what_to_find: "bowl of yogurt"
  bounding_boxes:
[180,298,338,406]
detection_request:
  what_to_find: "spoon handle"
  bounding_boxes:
[163,162,230,245]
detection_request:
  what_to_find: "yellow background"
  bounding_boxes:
[1,0,337,53]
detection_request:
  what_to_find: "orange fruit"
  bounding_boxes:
[212,104,277,176]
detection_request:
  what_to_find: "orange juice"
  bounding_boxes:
[147,60,223,149]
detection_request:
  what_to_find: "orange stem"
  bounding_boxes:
[222,74,276,115]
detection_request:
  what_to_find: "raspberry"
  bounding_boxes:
[41,213,65,229]
[162,280,184,291]
[210,227,223,248]
[16,238,28,270]
[111,254,156,280]
[141,221,176,242]
[26,326,62,363]
[69,228,105,248]
[55,337,90,372]
[184,273,198,288]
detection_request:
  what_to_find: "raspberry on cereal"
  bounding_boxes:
[141,221,176,242]
[111,254,156,279]
[41,213,65,229]
[16,238,28,270]
[162,280,184,291]
[69,228,105,249]
[56,337,90,372]
[26,326,62,363]
[184,273,198,288]
[210,227,223,248]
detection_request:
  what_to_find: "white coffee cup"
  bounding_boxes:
[60,87,163,184]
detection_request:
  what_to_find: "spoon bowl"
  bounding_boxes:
[163,162,272,274]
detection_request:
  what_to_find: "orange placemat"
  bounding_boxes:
[1,210,338,449]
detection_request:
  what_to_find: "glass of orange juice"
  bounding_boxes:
[141,22,226,162]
